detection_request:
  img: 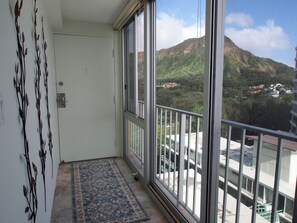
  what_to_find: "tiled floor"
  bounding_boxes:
[50,158,167,223]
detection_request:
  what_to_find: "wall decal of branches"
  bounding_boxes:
[33,0,47,211]
[41,16,54,178]
[13,0,38,221]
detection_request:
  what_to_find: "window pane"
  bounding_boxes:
[223,1,297,132]
[258,184,264,199]
[125,13,145,118]
[247,178,252,193]
[155,0,206,221]
[156,0,205,113]
[222,1,297,222]
[137,12,145,118]
[126,21,136,114]
[285,198,293,217]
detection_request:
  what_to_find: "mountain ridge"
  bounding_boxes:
[153,36,294,87]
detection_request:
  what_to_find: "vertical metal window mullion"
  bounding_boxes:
[134,14,139,116]
[122,28,129,158]
[200,0,226,222]
[144,0,156,185]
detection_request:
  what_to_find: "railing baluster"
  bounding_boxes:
[155,107,159,176]
[140,126,143,163]
[134,124,136,156]
[133,123,136,154]
[163,109,167,184]
[159,108,163,179]
[178,114,186,203]
[127,121,130,153]
[136,124,139,157]
[133,123,135,154]
[131,122,133,152]
[139,126,141,159]
[139,126,141,162]
[138,125,140,158]
[135,124,137,155]
[235,129,246,223]
[173,112,178,196]
[128,121,131,153]
[130,122,134,152]
[132,123,135,154]
[141,128,144,165]
[222,125,232,223]
[168,111,173,190]
[271,138,283,223]
[142,102,144,118]
[186,116,191,207]
[193,117,200,215]
[251,133,263,223]
[126,121,128,152]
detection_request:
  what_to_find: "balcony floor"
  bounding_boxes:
[50,158,166,223]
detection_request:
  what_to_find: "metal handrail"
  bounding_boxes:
[156,104,297,142]
[132,102,297,222]
[155,103,297,223]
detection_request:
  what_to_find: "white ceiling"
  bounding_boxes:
[44,0,129,29]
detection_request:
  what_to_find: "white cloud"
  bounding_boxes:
[225,20,291,57]
[226,13,253,27]
[156,12,205,50]
[137,12,144,52]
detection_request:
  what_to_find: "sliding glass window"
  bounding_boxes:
[219,1,297,223]
[121,1,297,222]
[124,12,145,118]
[125,20,136,114]
[123,11,146,178]
[154,0,208,222]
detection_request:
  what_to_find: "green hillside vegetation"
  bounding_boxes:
[139,36,295,131]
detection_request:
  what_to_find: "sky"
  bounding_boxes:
[156,0,297,67]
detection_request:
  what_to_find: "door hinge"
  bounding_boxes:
[112,49,115,57]
[113,96,116,104]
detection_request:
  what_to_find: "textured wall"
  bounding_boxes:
[0,0,60,222]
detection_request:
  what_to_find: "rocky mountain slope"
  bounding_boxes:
[153,36,294,88]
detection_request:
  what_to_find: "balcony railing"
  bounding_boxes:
[155,104,297,223]
[125,111,145,176]
[126,102,297,222]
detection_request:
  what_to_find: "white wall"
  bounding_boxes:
[256,142,296,184]
[54,19,115,37]
[0,0,60,222]
[286,150,297,184]
[54,20,123,157]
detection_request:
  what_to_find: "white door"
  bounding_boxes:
[54,34,116,162]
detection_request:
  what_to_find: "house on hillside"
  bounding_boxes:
[162,82,178,88]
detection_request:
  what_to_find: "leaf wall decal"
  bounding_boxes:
[13,1,38,221]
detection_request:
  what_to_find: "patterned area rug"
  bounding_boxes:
[71,158,149,223]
